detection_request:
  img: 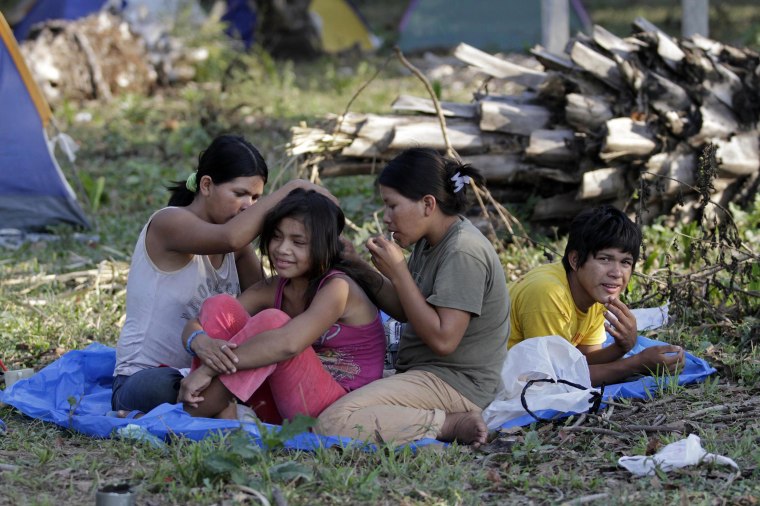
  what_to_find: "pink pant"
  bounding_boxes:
[195,294,348,421]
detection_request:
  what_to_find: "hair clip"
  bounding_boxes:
[186,173,198,192]
[450,172,471,193]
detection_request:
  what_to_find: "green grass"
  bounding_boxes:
[1,6,759,504]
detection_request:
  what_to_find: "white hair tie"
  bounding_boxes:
[450,172,471,193]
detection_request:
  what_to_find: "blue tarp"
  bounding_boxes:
[0,339,716,448]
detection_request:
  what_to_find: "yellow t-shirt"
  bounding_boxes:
[508,262,606,349]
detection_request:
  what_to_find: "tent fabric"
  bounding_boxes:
[0,12,90,231]
[221,0,376,53]
[310,0,376,53]
[397,0,585,53]
[0,338,715,449]
[10,0,108,41]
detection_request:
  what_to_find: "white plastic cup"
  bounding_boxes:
[95,484,136,506]
[3,368,34,388]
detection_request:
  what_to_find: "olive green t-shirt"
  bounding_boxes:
[395,217,510,409]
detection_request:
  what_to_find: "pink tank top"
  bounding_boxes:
[274,270,386,391]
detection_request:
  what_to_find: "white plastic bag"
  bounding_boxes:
[619,434,740,476]
[483,335,599,429]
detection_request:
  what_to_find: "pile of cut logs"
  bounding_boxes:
[289,18,760,226]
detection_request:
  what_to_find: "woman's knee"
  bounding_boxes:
[199,294,249,338]
[253,308,290,327]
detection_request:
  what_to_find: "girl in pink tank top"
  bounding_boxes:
[178,188,386,423]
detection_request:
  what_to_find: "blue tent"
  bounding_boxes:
[10,0,109,40]
[0,12,89,231]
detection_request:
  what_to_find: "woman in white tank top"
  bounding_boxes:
[111,134,333,415]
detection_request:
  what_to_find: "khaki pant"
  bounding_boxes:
[315,370,481,445]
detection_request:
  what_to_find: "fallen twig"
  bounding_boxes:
[560,492,610,505]
[233,484,271,506]
[623,424,683,434]
[563,426,627,438]
[685,405,729,419]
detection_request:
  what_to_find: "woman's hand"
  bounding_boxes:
[178,366,215,407]
[192,333,239,374]
[366,235,407,280]
[284,179,339,205]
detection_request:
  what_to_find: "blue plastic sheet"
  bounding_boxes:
[0,338,716,446]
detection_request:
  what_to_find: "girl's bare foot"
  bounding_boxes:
[438,411,488,447]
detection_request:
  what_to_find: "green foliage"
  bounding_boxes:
[628,145,759,343]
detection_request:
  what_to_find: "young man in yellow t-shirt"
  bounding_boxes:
[509,205,684,386]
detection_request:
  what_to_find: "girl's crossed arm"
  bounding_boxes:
[232,277,350,369]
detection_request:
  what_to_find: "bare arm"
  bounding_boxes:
[367,235,469,356]
[586,345,684,386]
[152,179,334,255]
[340,236,405,320]
[233,277,350,369]
[235,244,263,291]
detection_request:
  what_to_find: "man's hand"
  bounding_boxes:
[178,366,215,408]
[635,345,685,375]
[193,333,238,374]
[603,297,637,353]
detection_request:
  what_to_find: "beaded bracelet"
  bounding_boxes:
[185,329,205,357]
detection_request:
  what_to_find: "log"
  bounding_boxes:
[601,117,658,160]
[565,93,613,131]
[339,113,427,156]
[342,137,387,158]
[644,147,697,196]
[530,44,577,72]
[524,129,579,166]
[633,17,686,70]
[616,54,646,91]
[714,133,760,176]
[388,120,490,152]
[569,41,626,90]
[531,191,589,221]
[643,72,693,113]
[462,154,579,184]
[591,25,642,59]
[391,95,477,118]
[577,167,627,200]
[702,56,744,110]
[453,43,548,89]
[479,100,552,136]
[320,160,387,177]
[334,112,369,135]
[690,97,739,145]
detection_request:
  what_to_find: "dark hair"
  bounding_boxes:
[377,148,483,215]
[167,134,269,206]
[562,205,642,272]
[259,188,380,309]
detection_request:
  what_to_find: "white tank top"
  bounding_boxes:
[114,209,241,376]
